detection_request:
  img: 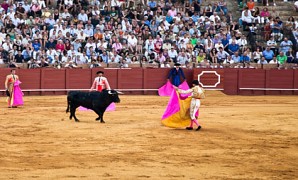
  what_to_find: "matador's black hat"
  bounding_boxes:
[96,71,104,74]
[192,80,199,85]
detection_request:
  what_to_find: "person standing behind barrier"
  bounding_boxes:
[167,63,186,87]
[174,80,205,131]
[4,69,23,108]
[90,71,111,92]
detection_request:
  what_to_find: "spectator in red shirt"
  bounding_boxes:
[55,40,65,52]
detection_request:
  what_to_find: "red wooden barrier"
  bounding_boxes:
[223,69,238,95]
[294,70,298,95]
[1,68,298,96]
[265,69,294,95]
[66,69,92,90]
[41,69,66,95]
[238,69,266,95]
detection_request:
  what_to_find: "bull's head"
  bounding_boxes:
[107,90,121,103]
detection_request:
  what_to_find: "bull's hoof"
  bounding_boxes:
[95,117,100,121]
[75,120,80,122]
[100,121,105,123]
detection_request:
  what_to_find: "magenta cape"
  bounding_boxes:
[78,102,116,112]
[161,90,199,128]
[158,80,190,96]
[12,80,24,106]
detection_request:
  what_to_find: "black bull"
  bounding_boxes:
[66,90,121,122]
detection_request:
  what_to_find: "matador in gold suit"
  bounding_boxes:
[175,80,205,131]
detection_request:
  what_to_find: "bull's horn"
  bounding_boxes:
[117,91,124,94]
[108,90,113,94]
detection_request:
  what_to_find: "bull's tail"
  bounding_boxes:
[66,98,70,113]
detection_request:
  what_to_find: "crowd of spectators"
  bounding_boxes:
[239,0,298,68]
[0,0,297,70]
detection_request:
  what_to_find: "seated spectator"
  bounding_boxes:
[14,50,24,63]
[0,54,4,64]
[30,2,42,17]
[112,39,123,54]
[286,48,295,63]
[238,35,248,53]
[240,51,251,63]
[196,50,206,63]
[271,20,283,41]
[269,56,279,64]
[218,0,228,15]
[295,1,298,12]
[217,47,230,63]
[285,16,295,31]
[279,38,293,54]
[177,52,189,65]
[168,47,178,63]
[246,0,255,11]
[148,0,157,11]
[295,50,298,62]
[262,46,275,62]
[156,53,166,64]
[230,21,240,34]
[228,40,240,55]
[276,51,287,65]
[232,51,241,63]
[267,36,278,55]
[65,60,78,68]
[257,57,268,64]
[253,47,263,63]
[241,7,254,31]
[198,58,211,68]
[252,7,261,24]
[28,59,41,69]
[264,0,276,6]
[56,40,65,52]
[32,39,41,51]
[209,48,218,63]
[260,8,270,24]
[130,56,140,64]
[223,55,235,64]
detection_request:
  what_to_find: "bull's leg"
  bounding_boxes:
[95,117,101,121]
[100,112,105,123]
[70,106,80,122]
[94,109,105,123]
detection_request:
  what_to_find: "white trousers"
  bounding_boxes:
[38,0,46,8]
[190,98,200,120]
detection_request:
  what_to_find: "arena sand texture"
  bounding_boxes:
[0,91,297,179]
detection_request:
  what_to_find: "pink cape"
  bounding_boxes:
[12,80,24,106]
[158,80,190,96]
[161,90,199,128]
[78,102,116,112]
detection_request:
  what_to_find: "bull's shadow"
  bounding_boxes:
[66,90,121,123]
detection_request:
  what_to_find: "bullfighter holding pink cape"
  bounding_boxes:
[161,80,205,131]
[5,69,24,108]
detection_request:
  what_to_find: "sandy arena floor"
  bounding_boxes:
[0,91,297,179]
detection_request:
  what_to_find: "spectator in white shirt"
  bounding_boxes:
[177,52,189,65]
[84,25,94,37]
[168,47,178,62]
[127,34,137,53]
[78,10,88,23]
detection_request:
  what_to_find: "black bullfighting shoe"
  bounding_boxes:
[196,126,202,131]
[186,127,194,130]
